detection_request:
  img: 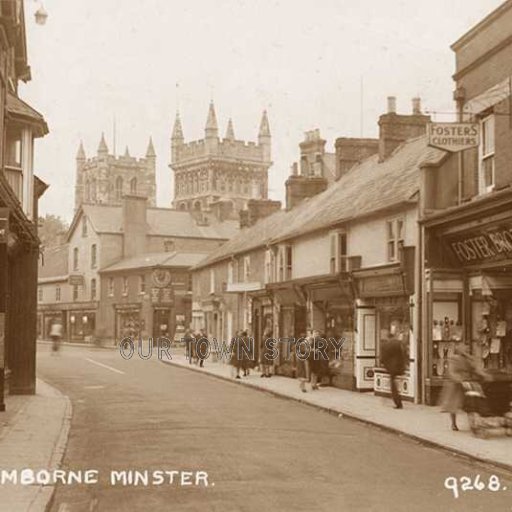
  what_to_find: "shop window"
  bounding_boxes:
[38,287,43,302]
[73,285,79,301]
[139,275,146,294]
[387,218,404,262]
[91,278,97,300]
[91,244,97,268]
[73,247,79,271]
[479,114,495,194]
[122,277,129,296]
[82,217,87,237]
[108,277,114,297]
[55,286,61,302]
[431,292,463,379]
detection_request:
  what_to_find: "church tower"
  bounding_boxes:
[74,134,157,211]
[170,103,272,216]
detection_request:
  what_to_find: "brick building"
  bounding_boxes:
[171,103,272,217]
[419,0,512,404]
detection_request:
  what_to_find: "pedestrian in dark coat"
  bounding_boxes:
[381,339,406,409]
[230,331,245,379]
[259,328,274,378]
[183,329,195,364]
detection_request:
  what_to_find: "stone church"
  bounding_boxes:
[74,134,157,211]
[170,102,272,218]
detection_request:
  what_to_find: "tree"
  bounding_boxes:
[38,214,69,248]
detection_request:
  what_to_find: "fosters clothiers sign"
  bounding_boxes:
[449,226,512,265]
[428,123,479,152]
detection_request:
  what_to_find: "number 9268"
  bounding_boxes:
[444,475,504,499]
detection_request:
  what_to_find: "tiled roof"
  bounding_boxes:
[195,136,446,269]
[39,244,69,278]
[100,251,207,273]
[78,204,238,240]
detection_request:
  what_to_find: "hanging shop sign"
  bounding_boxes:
[68,274,84,286]
[448,224,512,265]
[152,269,171,288]
[427,123,479,152]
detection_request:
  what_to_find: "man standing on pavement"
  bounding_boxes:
[49,319,63,355]
[381,339,406,409]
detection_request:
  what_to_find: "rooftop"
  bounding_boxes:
[100,251,207,273]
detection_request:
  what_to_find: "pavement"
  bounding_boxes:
[0,378,72,512]
[34,344,512,511]
[161,351,512,471]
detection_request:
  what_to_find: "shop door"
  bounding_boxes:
[355,307,376,390]
[153,309,172,341]
[253,307,261,361]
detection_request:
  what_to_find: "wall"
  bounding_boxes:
[292,232,331,279]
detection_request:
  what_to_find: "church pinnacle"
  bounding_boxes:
[76,140,86,160]
[225,118,235,140]
[205,101,218,138]
[172,112,184,142]
[97,132,109,155]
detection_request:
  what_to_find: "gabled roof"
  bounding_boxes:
[39,244,69,278]
[67,204,239,241]
[100,251,207,273]
[194,136,446,269]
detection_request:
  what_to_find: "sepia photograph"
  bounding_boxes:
[1,0,512,510]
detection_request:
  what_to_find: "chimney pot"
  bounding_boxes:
[387,96,396,114]
[412,97,421,115]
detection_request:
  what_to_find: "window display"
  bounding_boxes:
[472,293,512,372]
[431,294,462,378]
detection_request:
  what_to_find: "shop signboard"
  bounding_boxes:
[427,122,479,152]
[448,224,512,266]
[69,274,84,286]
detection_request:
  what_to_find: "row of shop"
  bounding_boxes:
[199,256,417,401]
[197,198,512,405]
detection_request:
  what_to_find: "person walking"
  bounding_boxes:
[259,328,274,378]
[439,343,489,431]
[49,319,63,354]
[308,330,324,391]
[296,332,309,392]
[183,328,195,364]
[380,338,406,409]
[230,331,245,379]
[197,328,208,368]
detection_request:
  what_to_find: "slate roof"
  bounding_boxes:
[39,244,69,279]
[100,251,207,273]
[73,205,239,240]
[194,136,446,269]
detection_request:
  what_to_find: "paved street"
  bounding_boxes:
[37,344,512,512]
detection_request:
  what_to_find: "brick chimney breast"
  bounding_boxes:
[378,97,430,162]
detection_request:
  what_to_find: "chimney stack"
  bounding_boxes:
[378,96,430,162]
[387,96,397,114]
[122,195,149,258]
[239,199,281,228]
[412,97,422,115]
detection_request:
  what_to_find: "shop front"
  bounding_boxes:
[303,275,355,390]
[67,303,97,343]
[115,304,142,341]
[353,258,416,400]
[249,292,274,363]
[423,195,512,405]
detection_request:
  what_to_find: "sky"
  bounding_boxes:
[20,0,504,223]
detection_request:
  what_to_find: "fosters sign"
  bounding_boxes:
[449,226,512,265]
[428,123,479,152]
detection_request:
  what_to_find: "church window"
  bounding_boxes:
[130,177,137,194]
[90,179,97,201]
[115,177,123,200]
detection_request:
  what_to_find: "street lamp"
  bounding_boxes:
[34,4,48,25]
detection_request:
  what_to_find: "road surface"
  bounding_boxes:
[37,344,512,512]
